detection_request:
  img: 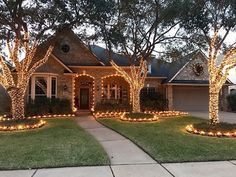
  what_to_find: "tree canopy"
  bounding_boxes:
[179,0,236,52]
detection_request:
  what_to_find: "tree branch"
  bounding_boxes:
[27,46,53,78]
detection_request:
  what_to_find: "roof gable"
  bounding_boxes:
[35,55,70,74]
[169,51,209,82]
[33,28,104,67]
[52,29,104,66]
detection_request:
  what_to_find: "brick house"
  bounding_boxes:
[0,28,231,113]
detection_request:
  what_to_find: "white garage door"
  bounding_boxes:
[173,86,209,111]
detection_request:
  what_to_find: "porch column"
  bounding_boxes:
[167,85,173,110]
[94,77,102,107]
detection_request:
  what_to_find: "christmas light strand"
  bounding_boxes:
[0,31,53,119]
[110,59,148,113]
[186,124,236,138]
[208,30,236,124]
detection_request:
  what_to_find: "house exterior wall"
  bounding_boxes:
[51,30,102,66]
[28,56,73,101]
[70,67,132,105]
[174,53,209,81]
[144,78,166,95]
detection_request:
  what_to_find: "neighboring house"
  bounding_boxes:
[217,55,236,95]
[0,28,231,112]
[228,68,236,94]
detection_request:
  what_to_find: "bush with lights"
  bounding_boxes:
[0,117,46,131]
[186,122,236,138]
[120,112,158,122]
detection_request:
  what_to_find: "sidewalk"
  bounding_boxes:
[1,115,236,177]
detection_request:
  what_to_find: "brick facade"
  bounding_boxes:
[174,53,209,81]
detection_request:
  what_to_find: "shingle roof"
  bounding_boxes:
[90,45,202,79]
[89,45,131,66]
[150,50,200,79]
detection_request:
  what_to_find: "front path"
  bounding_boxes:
[77,116,156,165]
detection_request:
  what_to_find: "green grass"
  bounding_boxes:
[0,118,109,170]
[98,116,236,163]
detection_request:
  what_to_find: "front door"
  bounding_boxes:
[80,88,90,109]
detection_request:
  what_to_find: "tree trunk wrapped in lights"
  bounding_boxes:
[208,31,236,124]
[0,32,53,119]
[110,59,147,113]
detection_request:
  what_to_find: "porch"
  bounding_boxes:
[72,74,130,111]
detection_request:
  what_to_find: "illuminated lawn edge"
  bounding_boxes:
[0,114,75,121]
[186,124,236,138]
[145,111,189,117]
[94,111,188,119]
[93,111,125,118]
[120,112,159,122]
[0,119,46,131]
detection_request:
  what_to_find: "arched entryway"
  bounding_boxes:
[74,74,95,111]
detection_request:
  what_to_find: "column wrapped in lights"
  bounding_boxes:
[208,30,236,124]
[0,31,53,119]
[110,59,148,113]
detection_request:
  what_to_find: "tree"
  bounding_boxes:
[180,0,236,124]
[0,0,69,119]
[91,0,185,112]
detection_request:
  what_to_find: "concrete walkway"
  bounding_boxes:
[1,115,236,177]
[77,116,156,165]
[1,161,236,177]
[189,111,236,123]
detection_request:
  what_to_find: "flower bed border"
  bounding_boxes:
[185,124,236,138]
[120,113,159,122]
[0,114,75,121]
[144,111,188,117]
[0,119,46,131]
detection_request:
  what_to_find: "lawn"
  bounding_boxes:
[98,116,236,163]
[0,118,109,170]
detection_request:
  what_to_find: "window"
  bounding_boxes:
[141,87,156,95]
[147,64,152,73]
[61,44,70,53]
[103,83,123,100]
[51,77,57,98]
[28,78,32,100]
[35,76,48,98]
[29,75,57,100]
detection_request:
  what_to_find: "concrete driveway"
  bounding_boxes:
[189,111,236,124]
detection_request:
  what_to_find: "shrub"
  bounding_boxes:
[227,94,236,111]
[140,91,168,111]
[95,100,131,112]
[193,122,236,133]
[26,97,72,116]
[125,112,154,119]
